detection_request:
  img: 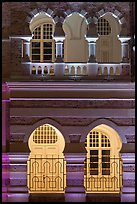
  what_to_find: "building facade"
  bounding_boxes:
[2,2,135,202]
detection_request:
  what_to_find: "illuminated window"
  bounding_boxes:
[29,12,55,63]
[33,124,57,144]
[84,126,122,193]
[30,24,55,62]
[27,124,66,193]
[85,131,111,176]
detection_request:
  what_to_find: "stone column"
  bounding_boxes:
[2,83,10,202]
[64,134,87,202]
[120,144,135,202]
[55,39,64,62]
[21,40,30,62]
[88,41,96,62]
[122,42,129,62]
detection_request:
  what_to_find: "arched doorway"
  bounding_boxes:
[27,124,66,193]
[84,124,122,193]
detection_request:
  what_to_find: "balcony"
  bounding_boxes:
[21,62,131,82]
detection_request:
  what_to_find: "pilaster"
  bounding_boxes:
[64,135,87,202]
[120,144,135,202]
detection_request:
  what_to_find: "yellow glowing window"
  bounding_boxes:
[30,23,55,63]
[33,125,58,144]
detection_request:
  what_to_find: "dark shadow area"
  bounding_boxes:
[86,193,121,202]
[29,193,65,202]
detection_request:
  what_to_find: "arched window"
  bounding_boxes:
[27,124,66,193]
[29,12,55,63]
[33,124,58,144]
[85,131,111,176]
[84,125,122,193]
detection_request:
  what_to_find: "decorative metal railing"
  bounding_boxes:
[27,156,66,193]
[84,157,123,193]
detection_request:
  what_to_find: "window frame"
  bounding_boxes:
[30,23,55,63]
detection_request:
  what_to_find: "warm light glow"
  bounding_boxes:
[27,124,66,193]
[84,124,122,193]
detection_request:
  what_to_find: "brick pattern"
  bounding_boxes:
[2,2,131,36]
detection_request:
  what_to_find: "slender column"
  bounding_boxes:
[2,83,10,202]
[55,40,64,62]
[88,41,96,62]
[21,40,30,62]
[64,136,86,202]
[122,42,129,62]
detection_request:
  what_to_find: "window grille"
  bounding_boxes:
[30,23,55,62]
[32,124,58,144]
[84,130,122,193]
[97,18,111,35]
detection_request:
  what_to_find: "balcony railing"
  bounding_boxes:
[27,156,66,193]
[21,62,131,81]
[84,157,123,193]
